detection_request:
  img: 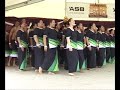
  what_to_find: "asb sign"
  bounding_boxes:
[66,2,89,18]
[69,7,84,11]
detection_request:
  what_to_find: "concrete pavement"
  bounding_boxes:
[5,64,115,90]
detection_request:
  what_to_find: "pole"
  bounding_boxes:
[98,0,99,21]
[65,0,66,17]
[98,0,99,3]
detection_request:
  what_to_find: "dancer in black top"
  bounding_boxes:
[28,23,37,68]
[8,21,20,66]
[96,26,106,67]
[33,20,45,72]
[55,22,63,66]
[16,23,28,71]
[83,28,89,68]
[109,29,115,64]
[86,23,97,70]
[105,29,111,63]
[77,23,86,72]
[65,18,79,76]
[60,23,69,69]
[39,20,59,74]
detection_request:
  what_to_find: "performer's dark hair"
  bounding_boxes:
[78,23,84,27]
[109,29,114,34]
[37,19,44,24]
[48,19,55,25]
[73,25,78,29]
[97,25,101,31]
[30,22,37,29]
[88,23,95,29]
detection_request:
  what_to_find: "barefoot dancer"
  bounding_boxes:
[8,21,20,66]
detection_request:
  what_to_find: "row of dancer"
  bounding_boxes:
[5,18,115,76]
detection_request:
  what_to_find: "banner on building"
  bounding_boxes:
[66,2,115,20]
[89,4,107,18]
[66,2,89,18]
